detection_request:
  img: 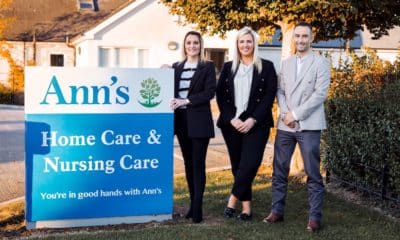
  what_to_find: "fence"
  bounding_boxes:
[323,69,400,205]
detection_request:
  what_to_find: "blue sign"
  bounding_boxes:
[25,67,174,228]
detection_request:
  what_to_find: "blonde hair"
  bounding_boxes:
[231,26,262,74]
[181,31,205,62]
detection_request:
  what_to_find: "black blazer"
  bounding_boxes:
[173,60,216,138]
[216,59,277,128]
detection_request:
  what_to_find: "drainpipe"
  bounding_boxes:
[32,31,36,64]
[93,0,99,11]
[66,35,76,66]
[23,40,26,66]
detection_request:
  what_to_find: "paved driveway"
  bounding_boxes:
[0,105,25,202]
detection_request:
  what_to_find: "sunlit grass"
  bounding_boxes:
[1,166,399,240]
[0,199,25,234]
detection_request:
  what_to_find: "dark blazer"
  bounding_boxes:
[216,59,277,129]
[173,60,216,138]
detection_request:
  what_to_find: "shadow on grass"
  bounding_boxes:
[1,167,400,240]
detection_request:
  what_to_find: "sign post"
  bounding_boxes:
[25,67,174,229]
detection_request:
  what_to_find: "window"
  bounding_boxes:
[116,48,134,67]
[98,47,149,67]
[50,54,64,67]
[99,47,135,67]
[137,49,149,68]
[99,48,111,67]
[77,0,98,11]
[205,48,227,76]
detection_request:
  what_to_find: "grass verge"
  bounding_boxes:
[1,166,399,239]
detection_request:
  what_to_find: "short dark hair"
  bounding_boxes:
[294,21,312,32]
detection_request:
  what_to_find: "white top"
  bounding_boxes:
[296,53,310,80]
[178,61,197,98]
[234,62,253,118]
[292,53,311,121]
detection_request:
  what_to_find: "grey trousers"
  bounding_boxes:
[271,129,324,221]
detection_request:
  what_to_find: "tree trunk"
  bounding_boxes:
[279,22,295,60]
[278,21,305,176]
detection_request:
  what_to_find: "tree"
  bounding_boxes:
[161,0,400,59]
[0,0,16,92]
[0,0,13,39]
[0,0,24,102]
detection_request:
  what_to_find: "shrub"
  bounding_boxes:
[323,49,400,199]
[0,42,25,105]
[0,84,12,104]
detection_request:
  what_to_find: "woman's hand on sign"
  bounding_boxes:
[161,64,172,69]
[170,98,190,110]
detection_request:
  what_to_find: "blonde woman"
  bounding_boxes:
[216,27,277,221]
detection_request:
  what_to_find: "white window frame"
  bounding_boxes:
[98,47,113,67]
[135,48,150,68]
[98,47,136,67]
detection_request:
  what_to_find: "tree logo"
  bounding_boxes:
[138,78,162,108]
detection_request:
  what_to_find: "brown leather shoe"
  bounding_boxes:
[306,220,321,232]
[262,212,284,224]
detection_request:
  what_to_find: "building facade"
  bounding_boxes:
[1,0,399,86]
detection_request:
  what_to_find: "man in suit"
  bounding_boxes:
[263,21,330,232]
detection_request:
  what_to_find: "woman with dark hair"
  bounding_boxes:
[216,27,277,221]
[170,31,216,223]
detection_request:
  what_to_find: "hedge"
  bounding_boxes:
[0,91,13,104]
[0,91,24,105]
[323,51,400,200]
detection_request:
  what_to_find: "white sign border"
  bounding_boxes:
[27,214,172,229]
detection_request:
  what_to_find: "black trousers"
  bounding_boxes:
[175,110,210,220]
[221,125,270,201]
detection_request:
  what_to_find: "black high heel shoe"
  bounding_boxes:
[237,212,252,221]
[185,209,193,219]
[192,216,203,223]
[192,208,203,223]
[223,207,236,218]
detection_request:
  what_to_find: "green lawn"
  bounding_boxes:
[3,167,400,240]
